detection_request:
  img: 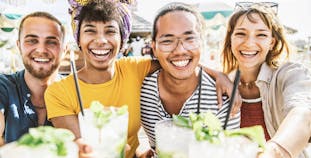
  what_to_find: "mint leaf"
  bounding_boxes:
[17,126,75,156]
[117,105,128,115]
[172,115,191,128]
[225,125,266,148]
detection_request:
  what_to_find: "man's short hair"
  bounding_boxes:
[18,11,65,41]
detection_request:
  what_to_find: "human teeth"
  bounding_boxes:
[241,51,257,55]
[92,50,109,55]
[172,60,189,67]
[34,58,49,62]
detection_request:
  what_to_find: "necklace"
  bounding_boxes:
[239,81,256,89]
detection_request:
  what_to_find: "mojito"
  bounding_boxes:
[78,101,128,158]
[155,119,194,158]
[189,135,258,158]
[0,126,78,158]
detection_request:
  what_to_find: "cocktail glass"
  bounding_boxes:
[188,136,258,158]
[78,107,128,158]
[155,119,194,158]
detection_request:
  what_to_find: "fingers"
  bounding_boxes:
[216,87,223,109]
[125,144,131,152]
[230,91,242,117]
[75,138,94,158]
[138,149,154,158]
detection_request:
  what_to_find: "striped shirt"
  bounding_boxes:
[140,70,240,150]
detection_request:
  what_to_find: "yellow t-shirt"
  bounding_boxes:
[45,57,151,158]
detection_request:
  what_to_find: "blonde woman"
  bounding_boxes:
[222,2,311,158]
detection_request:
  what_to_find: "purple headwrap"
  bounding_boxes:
[68,0,134,44]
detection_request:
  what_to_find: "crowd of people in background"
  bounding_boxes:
[118,36,153,58]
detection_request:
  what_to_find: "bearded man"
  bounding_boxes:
[0,11,65,144]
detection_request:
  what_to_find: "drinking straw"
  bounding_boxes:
[70,50,85,116]
[223,69,240,130]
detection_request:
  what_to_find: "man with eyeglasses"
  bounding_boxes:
[0,12,65,145]
[139,2,240,156]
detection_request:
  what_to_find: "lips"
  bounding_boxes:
[33,57,50,63]
[171,59,190,67]
[240,51,258,57]
[90,49,110,59]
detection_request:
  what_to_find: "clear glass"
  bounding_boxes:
[189,136,259,158]
[78,108,128,158]
[155,119,194,158]
[156,35,200,52]
[0,141,78,158]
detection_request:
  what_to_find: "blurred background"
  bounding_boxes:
[0,0,310,74]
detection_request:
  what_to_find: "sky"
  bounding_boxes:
[1,0,311,41]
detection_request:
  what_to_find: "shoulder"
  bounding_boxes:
[116,57,151,65]
[141,71,159,102]
[142,70,158,86]
[277,62,310,74]
[201,71,217,90]
[0,71,24,87]
[46,74,74,92]
[274,62,310,82]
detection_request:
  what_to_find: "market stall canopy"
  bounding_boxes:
[130,12,152,37]
[0,13,22,32]
[195,2,233,30]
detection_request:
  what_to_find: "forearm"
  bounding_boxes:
[271,107,311,158]
[50,115,81,139]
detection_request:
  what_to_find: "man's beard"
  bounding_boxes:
[23,60,59,79]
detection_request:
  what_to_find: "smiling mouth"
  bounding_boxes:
[33,58,50,63]
[171,59,190,67]
[240,51,258,57]
[90,49,110,59]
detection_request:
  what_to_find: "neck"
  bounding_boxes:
[78,65,115,84]
[24,70,58,107]
[238,66,261,89]
[239,66,260,83]
[159,68,199,95]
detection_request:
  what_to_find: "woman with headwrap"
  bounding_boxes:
[45,0,241,157]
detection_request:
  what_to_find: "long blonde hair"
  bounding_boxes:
[222,4,291,74]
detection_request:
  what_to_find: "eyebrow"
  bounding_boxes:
[82,24,118,29]
[24,34,38,39]
[234,28,270,32]
[24,34,59,40]
[158,30,196,38]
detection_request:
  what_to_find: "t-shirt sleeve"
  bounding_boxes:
[45,77,77,120]
[118,57,151,82]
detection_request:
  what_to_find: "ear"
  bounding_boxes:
[151,41,157,58]
[16,40,22,55]
[270,37,276,50]
[60,44,66,59]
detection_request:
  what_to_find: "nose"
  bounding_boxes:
[172,39,187,54]
[244,35,257,47]
[36,41,47,53]
[94,35,108,45]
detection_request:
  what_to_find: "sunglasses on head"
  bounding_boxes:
[234,2,278,15]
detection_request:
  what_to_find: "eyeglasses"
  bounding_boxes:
[155,35,200,52]
[235,2,278,15]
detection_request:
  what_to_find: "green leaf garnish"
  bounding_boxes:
[172,115,191,128]
[172,111,266,147]
[90,101,128,129]
[224,125,266,148]
[17,126,75,156]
